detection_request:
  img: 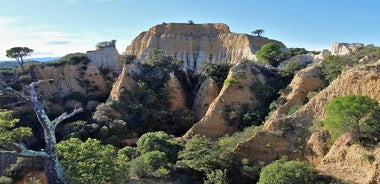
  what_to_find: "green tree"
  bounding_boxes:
[57,138,123,184]
[324,95,380,142]
[256,43,283,66]
[177,135,221,173]
[136,131,181,161]
[0,109,32,147]
[258,160,315,184]
[252,29,264,37]
[129,151,171,178]
[6,47,34,71]
[95,40,116,49]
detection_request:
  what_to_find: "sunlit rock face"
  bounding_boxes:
[125,23,285,72]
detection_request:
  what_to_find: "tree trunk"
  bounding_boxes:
[43,126,67,184]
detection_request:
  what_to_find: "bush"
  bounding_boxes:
[120,54,136,65]
[129,151,171,178]
[288,47,308,57]
[323,95,380,143]
[258,160,315,184]
[58,53,90,65]
[320,55,353,83]
[279,60,306,79]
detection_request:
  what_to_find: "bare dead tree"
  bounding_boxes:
[0,79,83,184]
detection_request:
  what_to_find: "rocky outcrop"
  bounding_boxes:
[331,43,364,56]
[108,65,137,102]
[187,61,278,138]
[235,63,380,163]
[87,45,122,74]
[192,77,220,120]
[167,73,187,110]
[125,23,285,72]
[278,53,315,67]
[317,133,380,184]
[314,49,331,62]
[266,66,326,123]
[31,61,117,112]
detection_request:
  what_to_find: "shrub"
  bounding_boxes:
[58,53,90,65]
[19,74,32,83]
[258,160,315,184]
[323,95,380,143]
[120,54,136,65]
[224,77,241,86]
[143,49,182,70]
[320,55,353,83]
[288,47,308,57]
[279,60,306,79]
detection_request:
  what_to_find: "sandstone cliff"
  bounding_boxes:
[125,23,285,72]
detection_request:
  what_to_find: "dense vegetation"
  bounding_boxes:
[320,44,380,84]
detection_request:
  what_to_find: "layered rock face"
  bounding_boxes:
[125,23,285,72]
[87,45,122,74]
[235,62,380,182]
[31,61,119,112]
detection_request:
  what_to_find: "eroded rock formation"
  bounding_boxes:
[187,61,279,138]
[125,23,285,72]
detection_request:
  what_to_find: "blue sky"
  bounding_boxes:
[1,0,379,61]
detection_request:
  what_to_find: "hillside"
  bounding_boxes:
[1,23,380,184]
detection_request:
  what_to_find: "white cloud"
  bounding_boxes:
[0,17,96,60]
[0,16,132,61]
